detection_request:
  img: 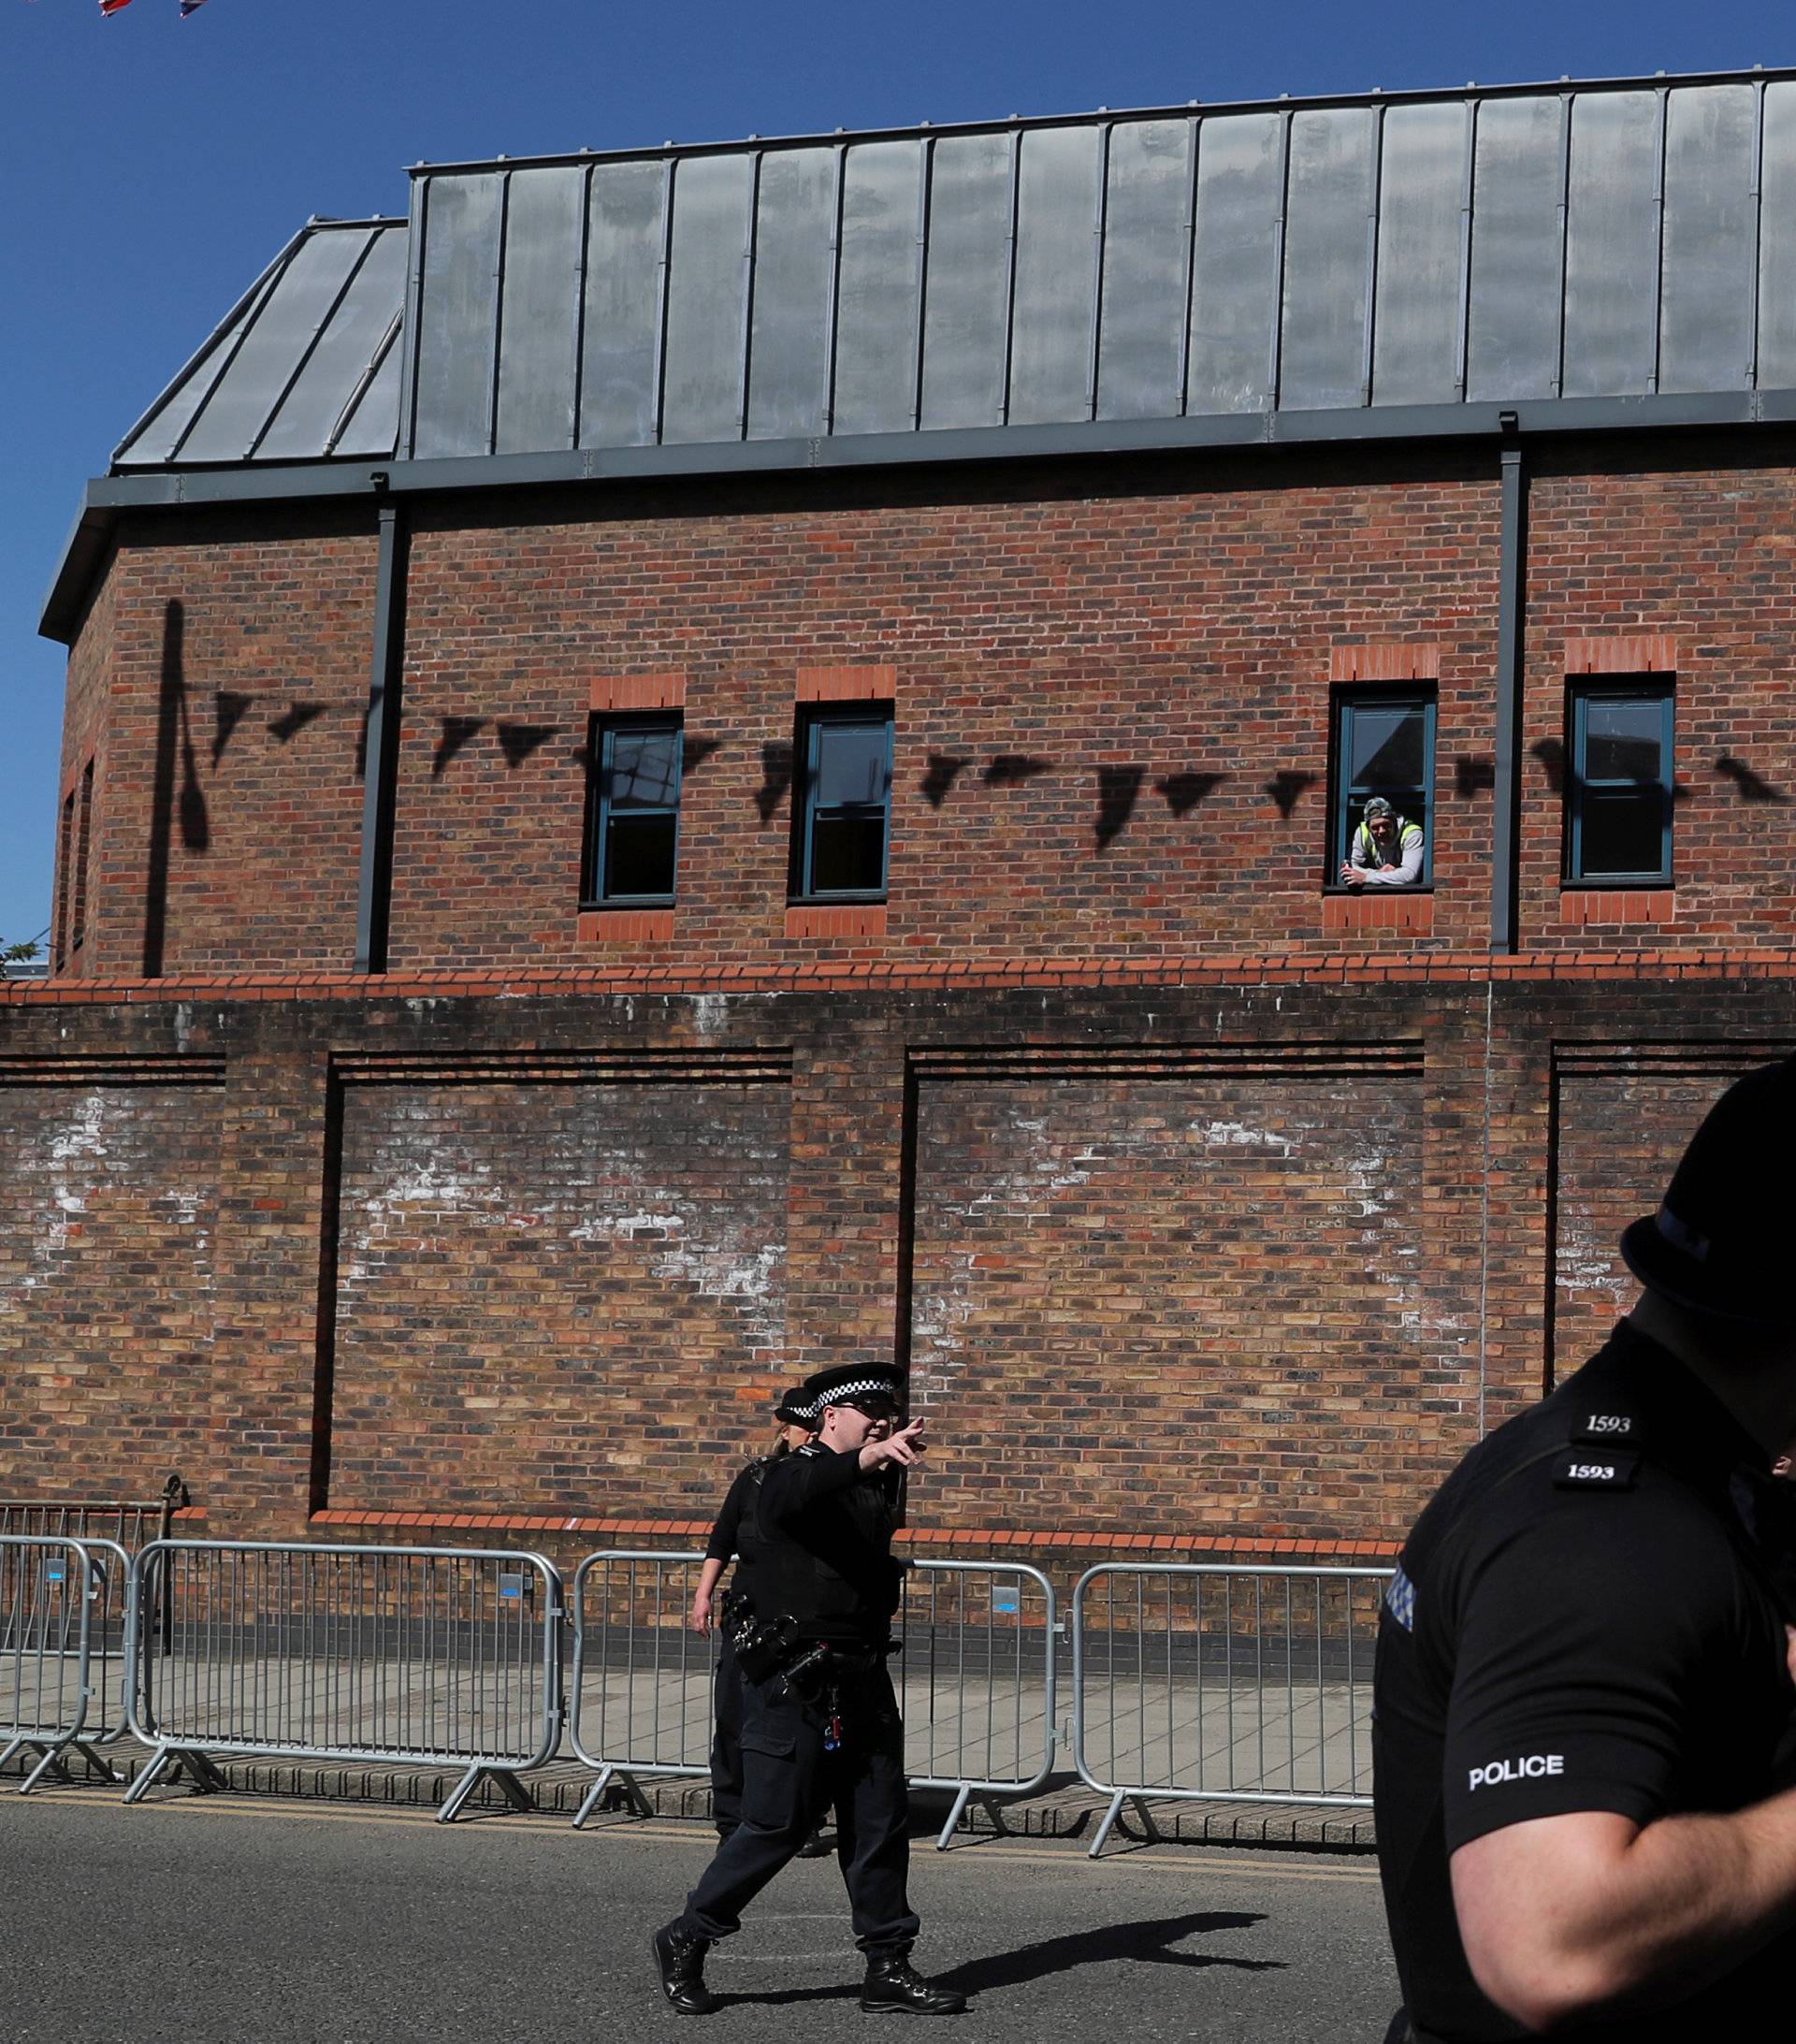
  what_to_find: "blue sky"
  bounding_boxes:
[2,0,1789,950]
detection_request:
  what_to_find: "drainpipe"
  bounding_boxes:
[1490,415,1528,953]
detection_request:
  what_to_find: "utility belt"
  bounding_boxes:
[720,1589,896,1741]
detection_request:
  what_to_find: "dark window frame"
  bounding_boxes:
[583,711,684,908]
[1565,679,1674,886]
[790,703,894,904]
[1325,685,1437,890]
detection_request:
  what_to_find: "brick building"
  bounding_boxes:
[11,72,1796,1566]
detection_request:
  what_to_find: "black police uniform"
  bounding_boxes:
[702,1456,767,1840]
[677,1437,920,1955]
[1375,1320,1796,2042]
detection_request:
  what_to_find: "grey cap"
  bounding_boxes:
[1362,796,1396,822]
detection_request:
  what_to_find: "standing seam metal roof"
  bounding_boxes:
[114,220,406,468]
[109,69,1796,475]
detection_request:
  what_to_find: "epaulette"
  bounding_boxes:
[1552,1402,1646,1492]
[795,1442,826,1458]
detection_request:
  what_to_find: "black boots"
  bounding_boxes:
[652,1921,719,2016]
[861,1951,967,2015]
[653,1924,965,2017]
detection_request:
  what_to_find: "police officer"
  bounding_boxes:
[653,1365,967,2017]
[1375,1059,1796,2041]
[691,1384,830,1855]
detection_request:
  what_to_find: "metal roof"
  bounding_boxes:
[101,68,1796,482]
[113,219,405,469]
[393,70,1796,464]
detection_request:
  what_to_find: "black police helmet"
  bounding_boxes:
[1619,1058,1796,1327]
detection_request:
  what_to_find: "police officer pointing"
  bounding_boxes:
[1376,1060,1796,2040]
[653,1366,967,2017]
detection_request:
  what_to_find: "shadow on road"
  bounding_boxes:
[716,1909,1277,2008]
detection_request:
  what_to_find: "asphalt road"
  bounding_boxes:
[0,1790,1399,2043]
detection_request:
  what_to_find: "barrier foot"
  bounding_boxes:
[0,1734,25,1776]
[438,1764,534,1824]
[123,1746,227,1804]
[68,1740,124,1785]
[934,1785,973,1849]
[10,1739,123,1796]
[571,1765,655,1830]
[1089,1790,1127,1859]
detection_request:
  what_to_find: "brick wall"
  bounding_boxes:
[2,971,1791,1548]
[65,506,377,980]
[906,1046,1438,1536]
[52,550,117,975]
[50,437,1796,982]
[0,1063,222,1495]
[388,455,1500,973]
[1523,445,1796,948]
[328,1059,789,1518]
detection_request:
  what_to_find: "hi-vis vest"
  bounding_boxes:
[1354,816,1422,863]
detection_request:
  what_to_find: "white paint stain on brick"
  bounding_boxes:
[1198,1119,1296,1155]
[340,1109,786,1357]
[2,1090,214,1306]
[688,993,730,1039]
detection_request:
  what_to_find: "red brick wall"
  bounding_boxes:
[0,972,1774,1551]
[326,1061,789,1518]
[51,552,118,976]
[69,507,377,980]
[906,1049,1435,1537]
[1546,1046,1792,1384]
[0,1066,222,1494]
[387,457,1500,972]
[1523,448,1796,948]
[51,441,1796,980]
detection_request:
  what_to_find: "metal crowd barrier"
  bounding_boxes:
[897,1558,1057,1844]
[0,1472,188,1553]
[1072,1562,1389,1856]
[123,1540,564,1821]
[569,1550,1057,1847]
[1,1534,133,1791]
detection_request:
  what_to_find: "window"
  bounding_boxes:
[1568,683,1673,883]
[1330,689,1435,883]
[54,785,75,972]
[793,707,893,900]
[587,717,682,904]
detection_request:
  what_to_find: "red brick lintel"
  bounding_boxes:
[1329,642,1441,682]
[795,664,896,703]
[309,1507,1397,1560]
[589,672,687,713]
[1564,634,1678,675]
[12,947,1796,1007]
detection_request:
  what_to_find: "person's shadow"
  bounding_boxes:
[721,1910,1277,2008]
[938,1909,1278,1994]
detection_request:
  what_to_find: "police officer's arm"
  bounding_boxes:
[1440,1511,1796,2030]
[690,1465,753,1634]
[759,1422,927,1530]
[1453,1792,1796,2033]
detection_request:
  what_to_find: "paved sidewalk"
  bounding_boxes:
[1,1735,1374,1849]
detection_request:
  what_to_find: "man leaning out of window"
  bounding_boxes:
[1340,795,1424,889]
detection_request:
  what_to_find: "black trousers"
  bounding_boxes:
[681,1660,920,1955]
[709,1631,745,1836]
